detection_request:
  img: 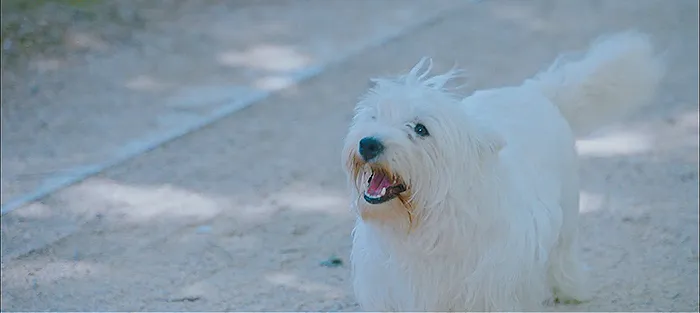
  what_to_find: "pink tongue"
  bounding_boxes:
[368,172,392,196]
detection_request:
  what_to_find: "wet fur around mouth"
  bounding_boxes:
[362,166,407,204]
[363,182,407,204]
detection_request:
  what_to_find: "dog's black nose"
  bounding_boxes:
[359,137,384,161]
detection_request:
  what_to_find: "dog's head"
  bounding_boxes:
[342,58,504,227]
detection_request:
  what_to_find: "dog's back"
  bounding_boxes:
[458,30,665,306]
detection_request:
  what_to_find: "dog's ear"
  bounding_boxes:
[483,133,506,155]
[367,79,378,89]
[476,126,506,157]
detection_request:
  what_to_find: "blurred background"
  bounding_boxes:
[1,0,698,311]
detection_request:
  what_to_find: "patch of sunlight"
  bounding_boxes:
[254,76,296,91]
[176,281,213,299]
[64,178,224,222]
[125,75,170,91]
[7,201,51,218]
[230,202,279,223]
[490,2,549,32]
[576,130,652,157]
[2,259,104,288]
[217,44,311,72]
[271,187,349,215]
[579,191,605,213]
[265,272,343,297]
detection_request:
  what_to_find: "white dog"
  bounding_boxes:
[342,31,664,311]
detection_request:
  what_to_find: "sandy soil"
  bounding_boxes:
[1,0,698,311]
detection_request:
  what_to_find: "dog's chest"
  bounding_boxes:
[352,225,474,311]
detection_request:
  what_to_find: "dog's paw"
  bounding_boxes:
[551,287,589,305]
[546,292,586,306]
[554,297,584,305]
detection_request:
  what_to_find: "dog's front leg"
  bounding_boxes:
[463,254,550,311]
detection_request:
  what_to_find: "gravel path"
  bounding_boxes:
[1,0,698,311]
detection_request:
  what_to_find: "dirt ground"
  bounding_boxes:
[1,0,698,311]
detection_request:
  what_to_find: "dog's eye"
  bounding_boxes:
[413,123,430,137]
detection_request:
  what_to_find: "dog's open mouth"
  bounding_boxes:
[364,167,406,205]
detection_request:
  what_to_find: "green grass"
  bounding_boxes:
[1,0,102,67]
[1,0,98,13]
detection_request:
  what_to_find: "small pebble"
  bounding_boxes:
[30,85,40,96]
[320,256,343,267]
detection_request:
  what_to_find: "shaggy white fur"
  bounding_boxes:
[341,31,664,311]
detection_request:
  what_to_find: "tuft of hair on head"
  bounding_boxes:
[368,57,468,93]
[406,57,468,90]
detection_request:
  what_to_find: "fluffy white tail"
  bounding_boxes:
[526,31,665,135]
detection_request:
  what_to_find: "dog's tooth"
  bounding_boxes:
[380,187,387,196]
